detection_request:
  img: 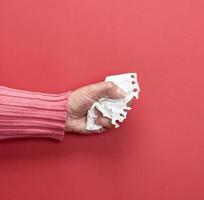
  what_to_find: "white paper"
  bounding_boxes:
[86,73,140,131]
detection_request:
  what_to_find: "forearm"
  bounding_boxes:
[0,86,71,140]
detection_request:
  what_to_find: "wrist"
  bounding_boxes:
[64,91,73,133]
[65,114,72,133]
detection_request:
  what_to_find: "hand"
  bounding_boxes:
[65,81,133,134]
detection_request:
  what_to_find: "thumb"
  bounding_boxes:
[88,81,127,100]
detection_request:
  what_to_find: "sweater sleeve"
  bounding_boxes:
[0,86,71,141]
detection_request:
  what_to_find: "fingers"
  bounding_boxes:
[127,98,135,107]
[83,126,106,134]
[94,107,103,117]
[95,116,113,129]
[85,117,112,134]
[83,116,113,134]
[91,100,134,132]
[88,81,128,100]
[94,127,107,134]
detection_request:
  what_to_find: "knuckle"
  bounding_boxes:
[105,81,115,93]
[103,118,112,128]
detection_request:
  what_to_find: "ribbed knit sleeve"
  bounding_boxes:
[0,86,71,141]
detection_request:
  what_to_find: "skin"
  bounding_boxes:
[65,81,134,134]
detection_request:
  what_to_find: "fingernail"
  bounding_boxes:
[116,87,128,97]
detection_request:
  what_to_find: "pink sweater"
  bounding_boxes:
[0,86,71,141]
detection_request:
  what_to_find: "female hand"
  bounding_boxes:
[65,81,133,134]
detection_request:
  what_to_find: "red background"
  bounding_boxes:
[0,0,204,199]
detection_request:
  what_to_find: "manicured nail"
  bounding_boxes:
[116,87,128,97]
